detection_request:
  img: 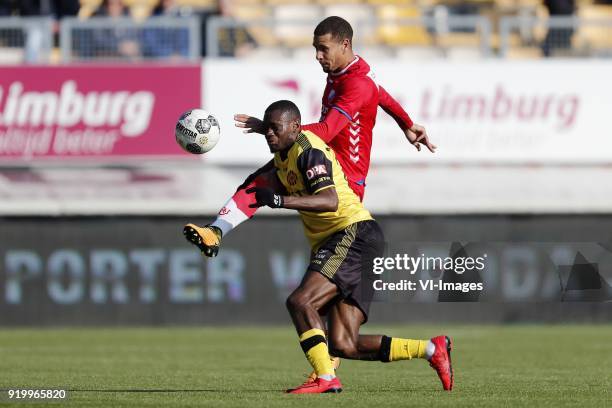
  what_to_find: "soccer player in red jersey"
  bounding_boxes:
[185,16,436,258]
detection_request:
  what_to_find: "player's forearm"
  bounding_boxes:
[282,189,338,213]
[378,85,414,130]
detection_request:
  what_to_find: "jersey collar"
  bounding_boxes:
[330,56,360,77]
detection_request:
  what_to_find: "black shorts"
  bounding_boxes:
[308,220,385,323]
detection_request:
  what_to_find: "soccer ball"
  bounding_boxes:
[175,109,221,154]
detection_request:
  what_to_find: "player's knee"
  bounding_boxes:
[328,340,358,359]
[285,292,310,314]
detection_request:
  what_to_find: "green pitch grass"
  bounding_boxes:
[0,325,610,407]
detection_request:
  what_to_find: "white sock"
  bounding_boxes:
[318,374,335,381]
[425,341,435,360]
[211,198,249,236]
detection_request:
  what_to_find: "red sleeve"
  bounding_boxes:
[378,85,414,130]
[301,108,349,143]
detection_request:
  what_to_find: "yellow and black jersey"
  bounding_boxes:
[273,131,372,251]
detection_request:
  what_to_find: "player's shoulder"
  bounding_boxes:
[294,132,333,166]
[339,70,377,93]
[298,131,329,152]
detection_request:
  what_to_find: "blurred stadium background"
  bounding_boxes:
[0,1,611,405]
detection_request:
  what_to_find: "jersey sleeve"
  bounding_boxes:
[331,78,369,121]
[300,108,350,143]
[296,148,335,195]
[378,85,414,130]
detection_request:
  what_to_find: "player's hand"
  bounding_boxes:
[234,114,266,135]
[246,187,284,208]
[405,124,436,153]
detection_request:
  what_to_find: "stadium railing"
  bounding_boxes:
[499,15,612,58]
[59,16,201,62]
[0,17,54,64]
[205,15,493,59]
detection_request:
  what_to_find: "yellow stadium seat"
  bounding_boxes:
[273,4,322,46]
[233,5,269,20]
[505,46,543,59]
[323,4,376,43]
[436,32,480,48]
[377,5,432,46]
[78,0,102,18]
[232,0,264,5]
[128,0,157,20]
[575,5,612,50]
[174,0,217,7]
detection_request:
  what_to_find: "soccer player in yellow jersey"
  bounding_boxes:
[184,100,453,394]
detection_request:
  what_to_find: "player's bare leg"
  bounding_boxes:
[285,271,343,394]
[301,305,341,384]
[326,298,454,391]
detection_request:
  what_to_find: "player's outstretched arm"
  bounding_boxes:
[378,85,436,153]
[247,186,338,213]
[301,109,350,143]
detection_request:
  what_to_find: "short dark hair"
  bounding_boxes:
[265,100,301,122]
[314,16,353,43]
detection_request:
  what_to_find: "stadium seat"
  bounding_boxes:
[78,0,102,18]
[174,0,217,7]
[231,5,275,47]
[245,24,279,47]
[377,5,432,46]
[505,46,543,59]
[574,5,612,52]
[323,4,376,44]
[233,5,269,20]
[436,32,481,48]
[273,4,322,47]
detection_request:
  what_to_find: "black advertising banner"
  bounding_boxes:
[0,216,611,325]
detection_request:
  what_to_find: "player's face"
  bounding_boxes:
[263,110,299,153]
[313,34,349,73]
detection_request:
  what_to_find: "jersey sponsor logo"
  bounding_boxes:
[306,164,327,180]
[311,176,331,186]
[287,170,298,186]
[218,207,230,215]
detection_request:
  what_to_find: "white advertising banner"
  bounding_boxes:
[203,60,612,165]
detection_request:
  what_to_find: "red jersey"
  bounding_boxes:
[302,56,413,200]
